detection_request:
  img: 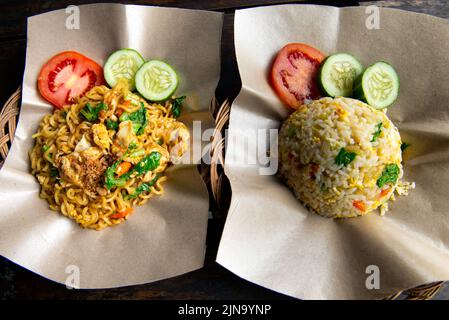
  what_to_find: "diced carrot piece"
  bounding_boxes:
[116,108,124,117]
[116,100,131,117]
[380,188,390,197]
[110,207,134,219]
[353,200,366,212]
[115,161,132,177]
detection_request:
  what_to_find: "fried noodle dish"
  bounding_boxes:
[30,79,189,230]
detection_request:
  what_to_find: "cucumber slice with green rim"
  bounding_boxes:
[354,61,399,109]
[318,53,363,97]
[135,60,178,101]
[104,49,145,91]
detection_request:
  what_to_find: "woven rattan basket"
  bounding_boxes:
[0,87,444,299]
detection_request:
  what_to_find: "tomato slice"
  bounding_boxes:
[37,51,105,109]
[270,43,325,110]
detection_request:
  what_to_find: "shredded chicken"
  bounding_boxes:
[111,120,137,158]
[74,134,92,153]
[165,122,190,162]
[116,120,136,148]
[55,147,110,196]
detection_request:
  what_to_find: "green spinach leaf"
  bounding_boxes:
[371,122,383,142]
[80,102,107,122]
[171,96,185,118]
[335,148,357,167]
[126,174,161,199]
[120,103,147,135]
[377,164,400,188]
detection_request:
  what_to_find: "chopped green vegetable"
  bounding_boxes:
[105,160,124,190]
[98,102,108,111]
[371,122,383,142]
[401,142,410,152]
[377,163,400,188]
[171,96,185,118]
[128,142,138,150]
[106,119,119,131]
[42,144,53,161]
[287,127,296,138]
[320,182,328,192]
[119,103,147,135]
[80,102,108,122]
[133,152,161,175]
[335,148,357,167]
[105,151,161,190]
[126,174,161,199]
[50,167,59,178]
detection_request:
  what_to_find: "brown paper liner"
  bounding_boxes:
[1,87,444,299]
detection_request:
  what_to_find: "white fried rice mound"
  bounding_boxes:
[278,97,414,218]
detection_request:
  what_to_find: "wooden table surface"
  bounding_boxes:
[1,0,448,300]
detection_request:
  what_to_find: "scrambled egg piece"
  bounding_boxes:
[92,123,111,150]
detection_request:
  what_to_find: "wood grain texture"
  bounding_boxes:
[0,0,448,300]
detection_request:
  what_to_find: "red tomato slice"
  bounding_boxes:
[270,43,325,110]
[37,51,105,109]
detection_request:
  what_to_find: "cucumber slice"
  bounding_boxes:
[104,49,145,91]
[135,60,178,101]
[318,53,363,97]
[354,61,399,109]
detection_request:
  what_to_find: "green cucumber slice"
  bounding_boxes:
[353,61,399,109]
[135,60,178,101]
[104,49,145,91]
[318,53,363,97]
